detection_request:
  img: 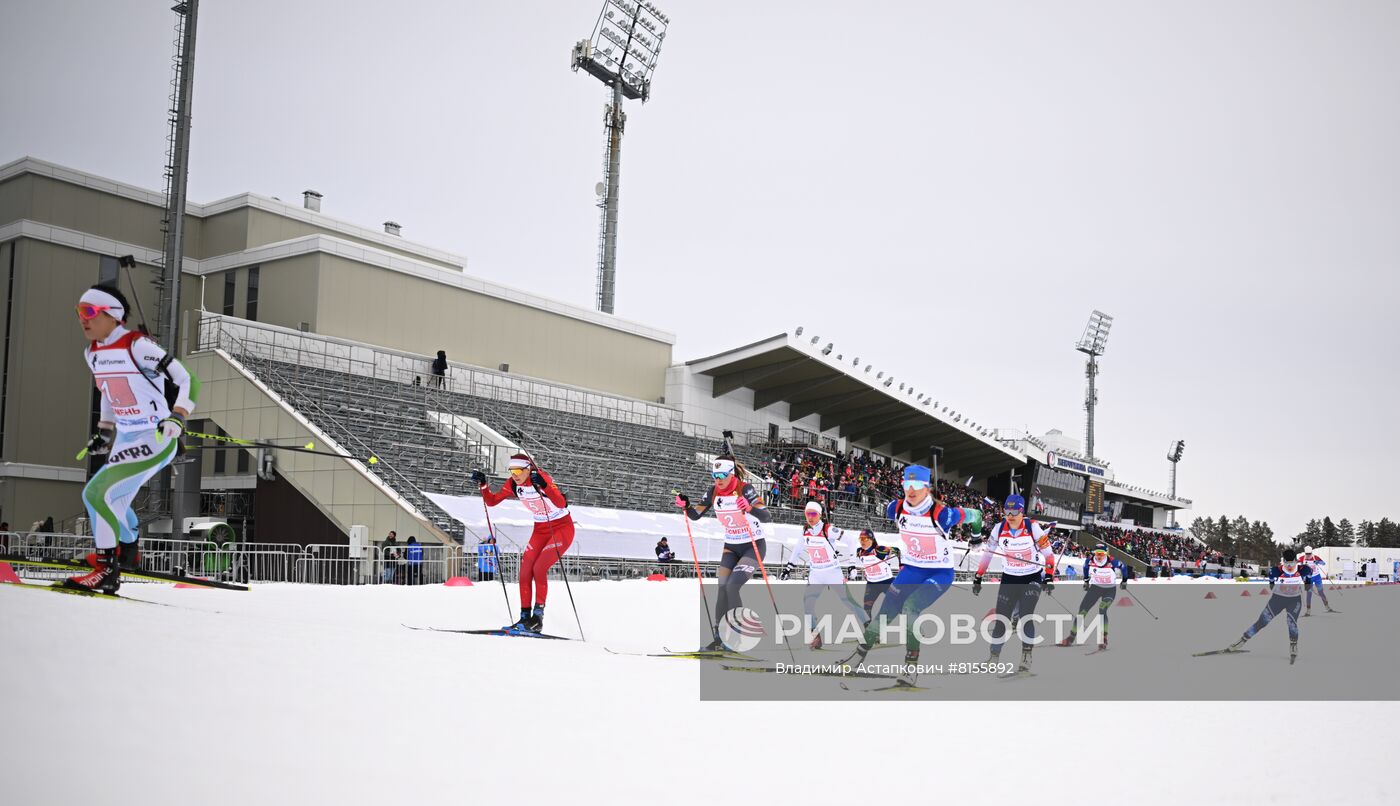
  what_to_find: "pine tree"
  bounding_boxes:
[1322,516,1338,546]
[1377,518,1400,549]
[1358,521,1376,548]
[1338,518,1355,547]
[1296,519,1322,548]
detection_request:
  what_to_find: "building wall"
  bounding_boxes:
[315,255,671,401]
[0,477,81,534]
[245,208,460,271]
[1,173,169,253]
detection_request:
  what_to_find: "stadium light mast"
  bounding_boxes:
[1167,439,1185,526]
[1074,310,1113,460]
[571,0,670,315]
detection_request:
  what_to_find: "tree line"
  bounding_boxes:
[1190,514,1400,560]
[1190,515,1277,561]
[1292,516,1400,549]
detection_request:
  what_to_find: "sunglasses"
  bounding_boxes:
[509,466,530,474]
[711,470,732,479]
[76,303,116,321]
[901,480,929,490]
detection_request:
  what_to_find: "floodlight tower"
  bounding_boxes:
[1167,439,1185,526]
[571,0,670,314]
[1074,310,1114,460]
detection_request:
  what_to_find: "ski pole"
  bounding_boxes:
[477,486,515,624]
[181,430,380,463]
[738,511,797,665]
[672,489,716,638]
[531,462,584,641]
[1123,585,1159,620]
[542,514,583,641]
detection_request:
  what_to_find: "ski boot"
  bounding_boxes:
[85,539,141,571]
[117,539,141,571]
[1018,646,1034,673]
[64,547,120,594]
[896,647,921,686]
[839,641,872,667]
[1289,641,1298,665]
[1303,608,1312,618]
[1098,635,1109,652]
[504,607,534,633]
[702,634,727,652]
[808,634,824,650]
[1325,605,1338,614]
[523,605,544,634]
[1228,636,1248,652]
[1057,634,1076,647]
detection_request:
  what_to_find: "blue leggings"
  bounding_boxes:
[1244,594,1302,642]
[1305,576,1328,607]
[860,566,954,650]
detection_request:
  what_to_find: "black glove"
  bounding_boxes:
[529,470,546,488]
[86,426,116,456]
[1043,575,1055,593]
[1269,579,1275,590]
[1084,579,1091,591]
[1119,578,1128,590]
[470,470,487,487]
[971,575,983,596]
[780,563,793,581]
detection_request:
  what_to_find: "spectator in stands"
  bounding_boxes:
[431,350,447,388]
[477,536,498,581]
[405,536,424,585]
[413,376,422,386]
[763,471,779,507]
[382,532,401,584]
[655,537,675,565]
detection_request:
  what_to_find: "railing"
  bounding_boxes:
[196,314,688,433]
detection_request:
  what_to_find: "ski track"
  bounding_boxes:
[2,580,1397,806]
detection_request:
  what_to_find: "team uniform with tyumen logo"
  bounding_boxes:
[976,517,1056,658]
[856,540,900,617]
[787,518,867,644]
[843,465,982,672]
[1223,555,1313,664]
[1060,551,1125,648]
[480,464,575,618]
[676,456,777,650]
[84,325,198,553]
[1298,550,1333,613]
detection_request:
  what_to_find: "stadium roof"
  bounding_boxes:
[686,333,1025,479]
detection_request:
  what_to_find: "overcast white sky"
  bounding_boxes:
[4,1,1397,539]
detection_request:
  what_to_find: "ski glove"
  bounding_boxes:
[1084,579,1091,591]
[971,575,983,596]
[673,493,690,508]
[733,495,753,513]
[1043,575,1054,593]
[86,425,116,456]
[470,470,488,487]
[780,563,793,581]
[529,470,547,489]
[156,413,185,443]
[1120,578,1128,590]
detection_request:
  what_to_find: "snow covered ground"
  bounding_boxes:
[2,577,1397,806]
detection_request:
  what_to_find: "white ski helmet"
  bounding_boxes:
[1304,545,1314,554]
[804,501,823,517]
